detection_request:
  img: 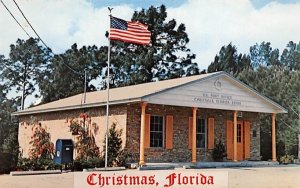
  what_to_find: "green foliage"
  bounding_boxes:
[0,126,19,173]
[29,124,54,159]
[276,140,286,160]
[281,41,300,70]
[212,140,226,161]
[70,114,100,160]
[210,41,300,160]
[17,126,58,171]
[16,157,60,171]
[1,6,201,107]
[0,85,19,173]
[69,118,85,135]
[238,61,300,159]
[0,38,51,108]
[279,154,294,164]
[1,5,300,164]
[250,42,280,68]
[103,123,124,167]
[73,157,104,171]
[0,153,18,174]
[38,44,104,103]
[105,5,200,89]
[208,43,251,76]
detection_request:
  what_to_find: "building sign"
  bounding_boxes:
[214,78,222,91]
[194,92,242,106]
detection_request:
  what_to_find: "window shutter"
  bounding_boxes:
[226,120,233,160]
[207,118,215,150]
[165,115,173,149]
[244,121,251,159]
[188,117,193,149]
[144,114,151,148]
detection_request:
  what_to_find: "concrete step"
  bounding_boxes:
[10,170,62,176]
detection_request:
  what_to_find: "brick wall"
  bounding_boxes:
[18,102,261,162]
[18,105,127,158]
[125,103,261,162]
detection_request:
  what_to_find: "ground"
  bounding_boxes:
[0,166,300,188]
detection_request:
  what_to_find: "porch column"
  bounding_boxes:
[192,107,197,163]
[233,111,238,162]
[272,113,277,162]
[139,102,147,165]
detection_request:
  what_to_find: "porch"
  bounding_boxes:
[134,72,287,165]
[137,103,277,165]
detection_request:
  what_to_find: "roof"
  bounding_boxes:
[12,71,287,116]
[13,72,221,115]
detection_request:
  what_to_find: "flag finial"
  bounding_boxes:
[108,7,113,14]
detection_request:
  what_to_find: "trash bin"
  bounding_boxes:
[54,139,74,165]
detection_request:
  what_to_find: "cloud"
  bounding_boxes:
[168,0,300,68]
[0,0,135,107]
[2,0,300,70]
[1,0,300,106]
[0,0,135,55]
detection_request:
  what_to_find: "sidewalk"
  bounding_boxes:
[1,165,300,188]
[138,161,280,170]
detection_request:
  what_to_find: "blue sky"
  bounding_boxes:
[91,0,300,9]
[1,0,300,107]
[251,0,300,8]
[91,0,187,8]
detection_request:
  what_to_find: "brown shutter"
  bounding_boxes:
[244,121,251,159]
[207,118,215,150]
[165,115,173,149]
[188,117,193,149]
[144,114,151,148]
[226,120,233,160]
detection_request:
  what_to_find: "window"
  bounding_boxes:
[237,124,242,143]
[196,118,206,148]
[150,116,164,147]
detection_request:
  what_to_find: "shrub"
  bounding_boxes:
[15,124,57,171]
[29,124,54,159]
[69,119,84,135]
[276,140,285,160]
[103,123,124,167]
[16,157,33,171]
[279,154,294,164]
[0,124,19,174]
[212,140,226,161]
[73,157,104,171]
[0,152,17,174]
[16,157,61,171]
[115,150,130,167]
[69,115,100,160]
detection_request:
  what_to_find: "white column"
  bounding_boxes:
[139,102,147,165]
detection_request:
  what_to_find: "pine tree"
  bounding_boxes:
[0,38,51,108]
[103,123,123,167]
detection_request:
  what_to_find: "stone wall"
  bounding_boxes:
[18,105,127,158]
[246,113,261,160]
[125,103,261,162]
[125,103,192,162]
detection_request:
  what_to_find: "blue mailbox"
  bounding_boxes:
[54,139,74,165]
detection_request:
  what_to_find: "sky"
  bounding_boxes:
[1,0,300,106]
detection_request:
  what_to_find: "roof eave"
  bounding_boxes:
[221,72,288,114]
[141,71,288,114]
[12,98,142,116]
[141,71,224,100]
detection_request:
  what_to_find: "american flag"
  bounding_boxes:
[110,16,151,45]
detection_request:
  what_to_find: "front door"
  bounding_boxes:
[226,121,251,161]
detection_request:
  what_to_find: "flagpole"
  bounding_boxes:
[105,9,112,169]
